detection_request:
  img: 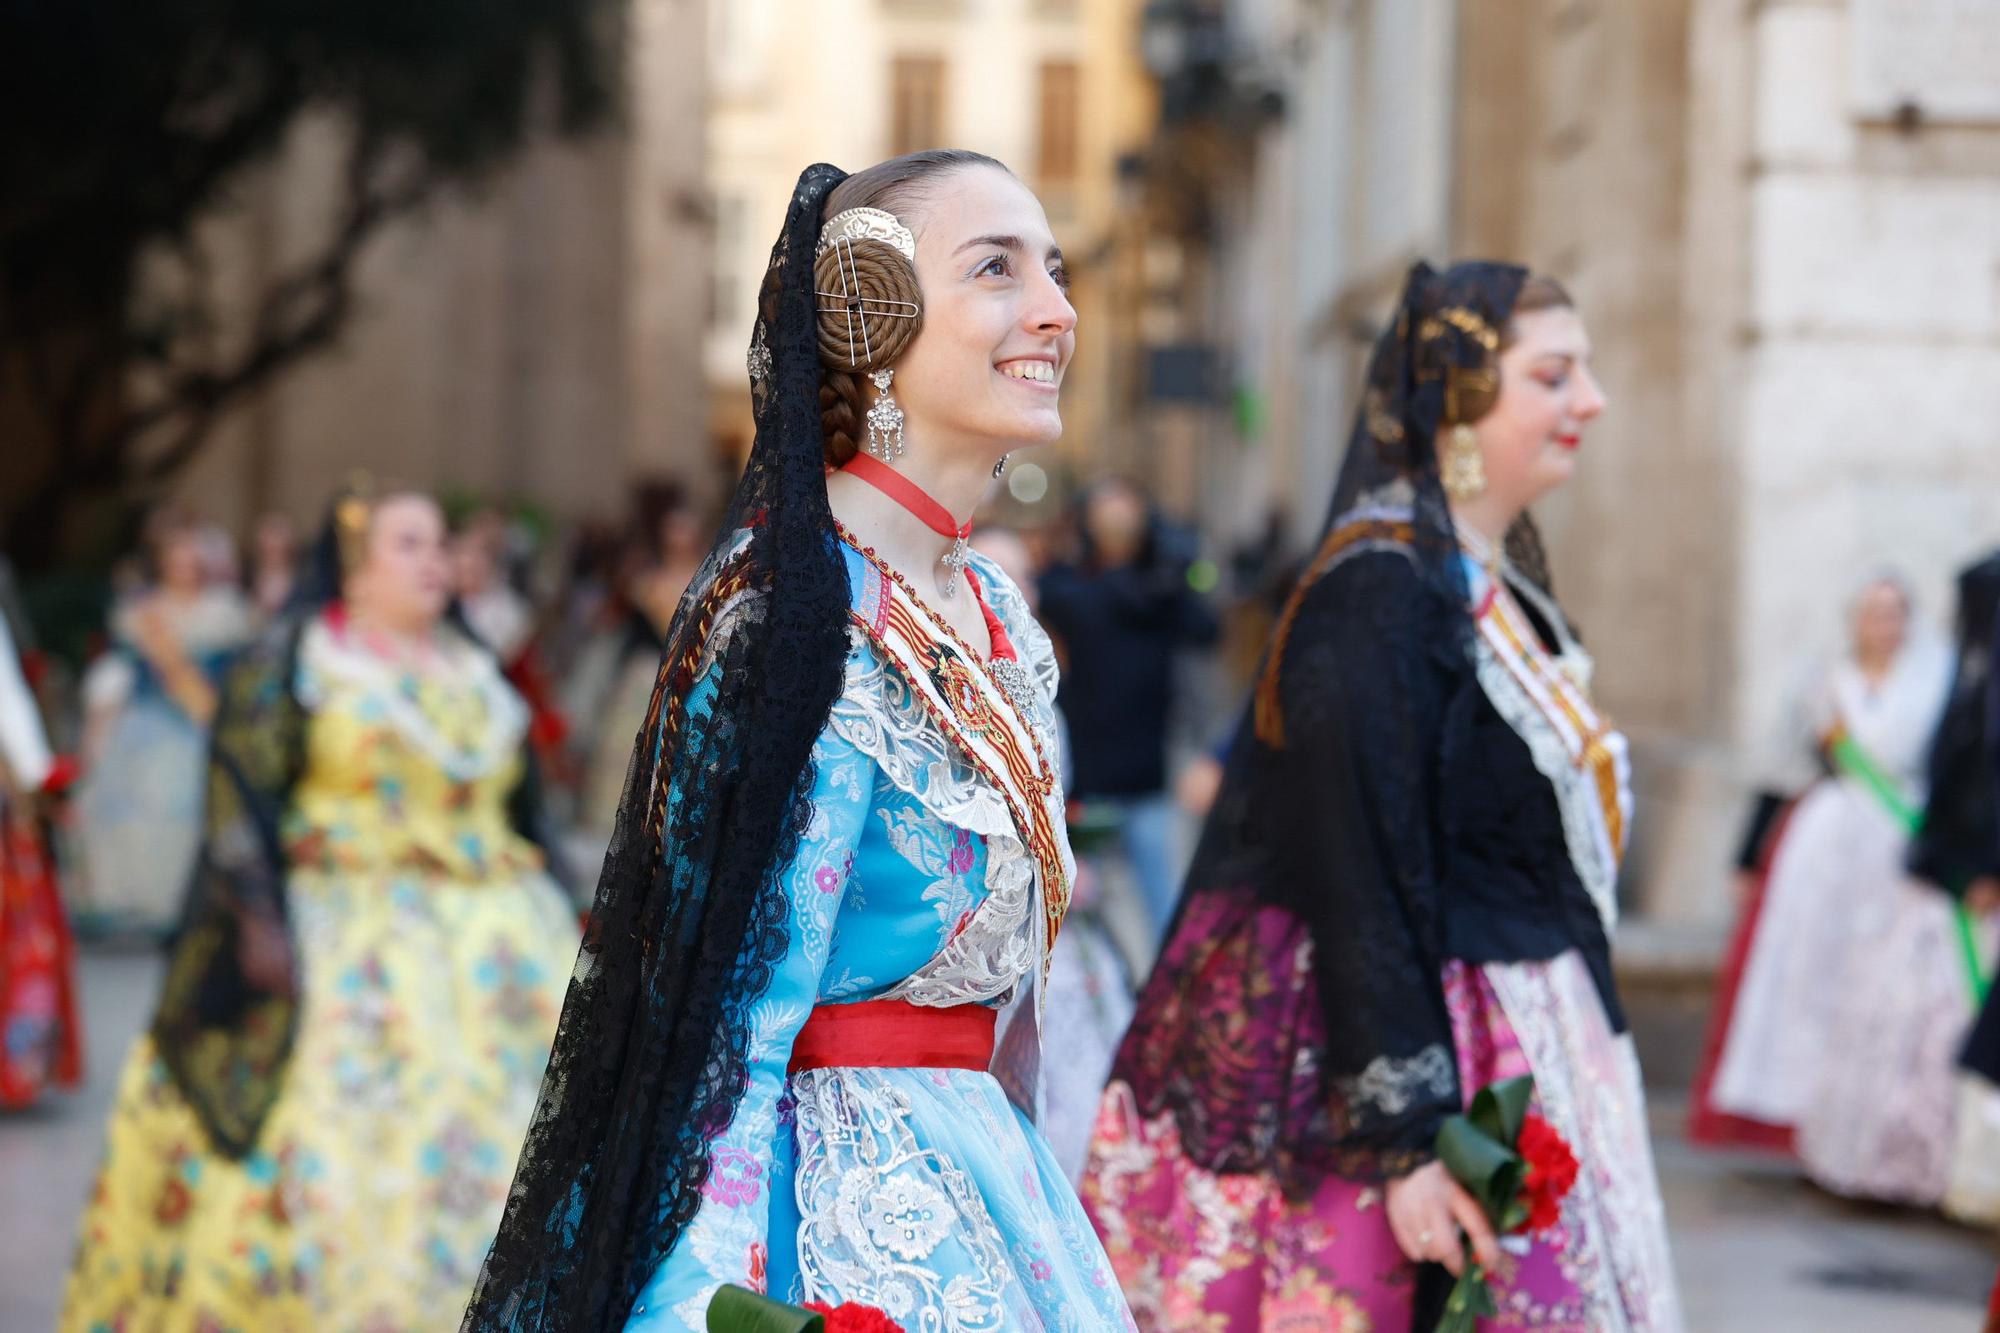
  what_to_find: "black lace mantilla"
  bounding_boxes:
[463,165,854,1331]
[1111,263,1541,1191]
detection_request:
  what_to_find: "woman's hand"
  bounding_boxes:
[1174,754,1224,818]
[130,600,186,671]
[236,911,295,994]
[1385,1159,1502,1277]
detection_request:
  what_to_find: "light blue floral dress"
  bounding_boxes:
[628,543,1135,1332]
[74,588,251,932]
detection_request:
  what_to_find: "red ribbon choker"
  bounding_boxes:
[840,452,973,542]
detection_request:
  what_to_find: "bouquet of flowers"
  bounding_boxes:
[706,1284,904,1333]
[1433,1074,1579,1332]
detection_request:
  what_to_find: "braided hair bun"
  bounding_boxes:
[813,237,922,374]
[814,232,923,466]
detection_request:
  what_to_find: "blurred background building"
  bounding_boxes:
[173,0,713,531]
[8,0,1996,931]
[1126,0,2000,927]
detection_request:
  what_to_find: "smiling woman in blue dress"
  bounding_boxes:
[464,154,1135,1333]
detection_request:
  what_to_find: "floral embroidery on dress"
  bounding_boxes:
[1087,954,1681,1333]
[62,626,578,1332]
[1480,958,1681,1331]
[876,807,979,928]
[828,550,1070,1010]
[793,1071,1011,1330]
[846,1169,956,1260]
[627,554,1134,1333]
[704,1147,767,1208]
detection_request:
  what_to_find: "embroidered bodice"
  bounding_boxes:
[1460,550,1631,935]
[626,544,1132,1332]
[1442,550,1633,1031]
[283,615,542,882]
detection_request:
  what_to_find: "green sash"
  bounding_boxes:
[1830,730,1993,1004]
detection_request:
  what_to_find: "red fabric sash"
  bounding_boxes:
[787,999,996,1074]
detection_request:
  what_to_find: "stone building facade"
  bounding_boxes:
[174,0,711,534]
[1141,0,2000,925]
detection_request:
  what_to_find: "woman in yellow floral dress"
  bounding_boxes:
[63,488,580,1332]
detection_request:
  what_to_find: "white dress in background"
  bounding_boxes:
[1711,639,1952,1132]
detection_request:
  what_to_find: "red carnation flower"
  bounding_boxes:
[1516,1112,1579,1234]
[803,1302,906,1333]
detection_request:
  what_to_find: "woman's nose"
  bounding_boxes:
[1574,366,1607,420]
[1028,271,1077,336]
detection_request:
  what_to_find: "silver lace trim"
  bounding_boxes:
[825,552,1071,1011]
[792,1069,1011,1329]
[1333,1045,1457,1119]
[294,618,528,782]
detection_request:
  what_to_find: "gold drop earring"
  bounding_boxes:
[1442,423,1487,502]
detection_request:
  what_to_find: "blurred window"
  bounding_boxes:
[890,54,948,155]
[1037,60,1081,184]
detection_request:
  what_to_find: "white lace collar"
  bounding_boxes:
[295,614,529,782]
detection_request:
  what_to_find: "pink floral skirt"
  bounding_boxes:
[1082,951,1681,1331]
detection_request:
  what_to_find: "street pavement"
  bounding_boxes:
[1,948,1994,1331]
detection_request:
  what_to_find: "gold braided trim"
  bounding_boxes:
[1254,517,1415,749]
[645,560,759,851]
[838,526,1070,952]
[1480,589,1626,863]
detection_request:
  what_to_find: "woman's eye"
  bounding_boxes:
[1049,267,1072,292]
[976,255,1010,278]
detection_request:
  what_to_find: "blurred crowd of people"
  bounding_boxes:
[14,460,2000,1325]
[0,465,1257,1326]
[0,466,1255,1105]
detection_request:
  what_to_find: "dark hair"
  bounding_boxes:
[817,149,1011,466]
[1503,273,1573,337]
[1459,272,1575,421]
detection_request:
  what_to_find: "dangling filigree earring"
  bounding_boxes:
[1442,423,1487,501]
[865,369,906,461]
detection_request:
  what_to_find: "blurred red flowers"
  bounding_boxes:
[803,1303,906,1333]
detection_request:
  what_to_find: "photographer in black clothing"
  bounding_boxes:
[1038,477,1217,939]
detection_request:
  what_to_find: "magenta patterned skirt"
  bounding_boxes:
[1082,951,1681,1331]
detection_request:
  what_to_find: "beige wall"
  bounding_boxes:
[1456,0,2000,925]
[1452,0,1741,924]
[1734,0,2000,751]
[175,0,711,536]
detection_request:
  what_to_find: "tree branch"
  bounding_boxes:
[118,145,434,491]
